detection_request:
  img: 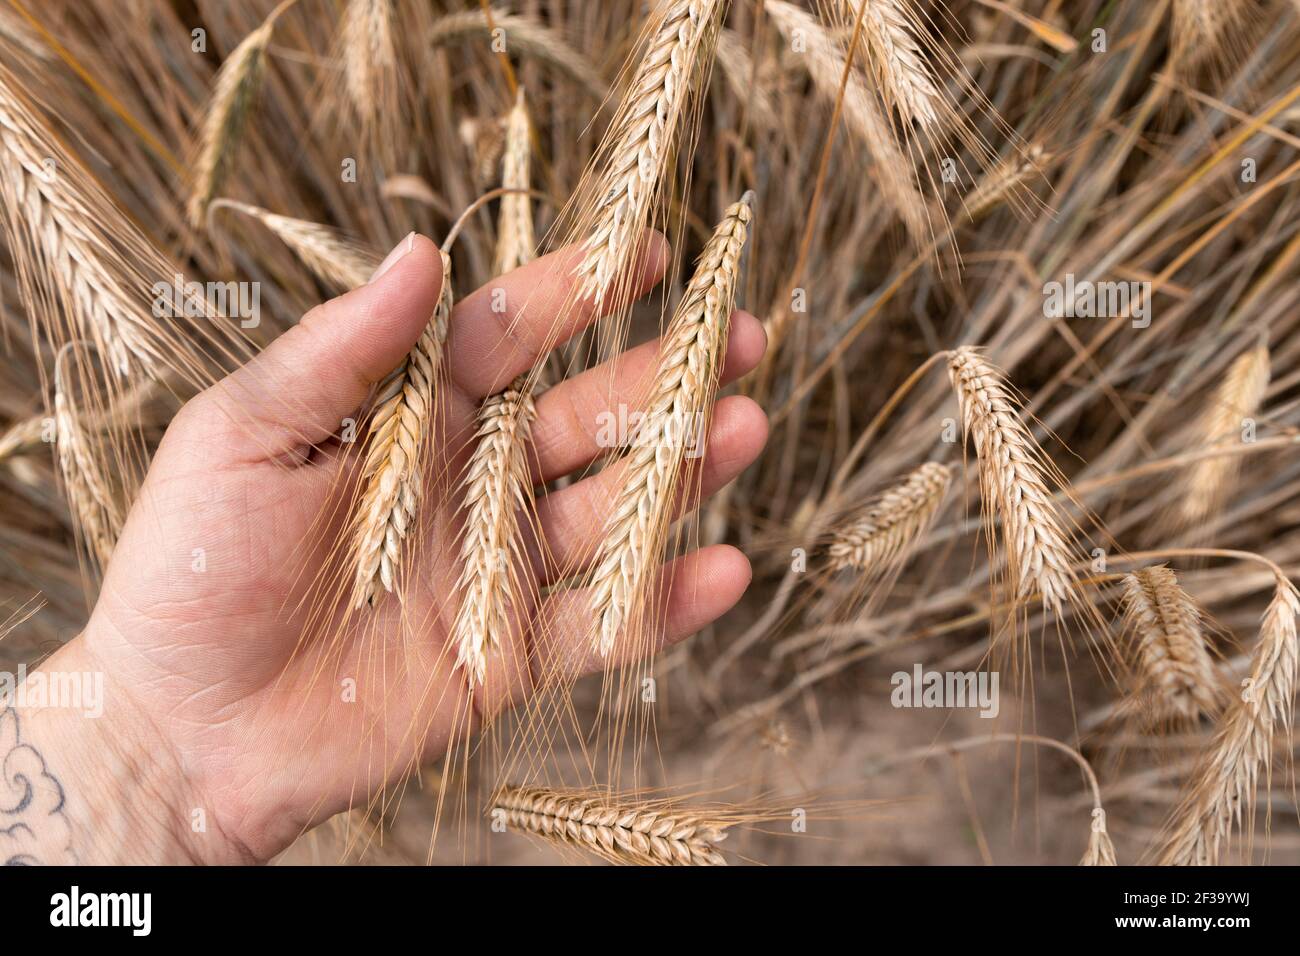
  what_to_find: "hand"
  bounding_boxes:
[12,233,768,864]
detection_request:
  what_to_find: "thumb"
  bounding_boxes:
[180,233,445,464]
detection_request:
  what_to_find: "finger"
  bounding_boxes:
[445,231,669,399]
[173,234,444,465]
[529,310,767,483]
[532,396,768,582]
[529,545,752,685]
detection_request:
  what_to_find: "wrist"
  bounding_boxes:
[5,638,253,865]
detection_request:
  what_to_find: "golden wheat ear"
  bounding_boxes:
[187,1,296,229]
[827,461,952,584]
[587,192,753,658]
[53,347,123,571]
[493,88,536,278]
[1079,809,1118,865]
[491,786,732,865]
[338,0,397,134]
[350,250,452,609]
[209,199,380,291]
[1157,575,1300,865]
[1119,566,1228,725]
[947,346,1081,617]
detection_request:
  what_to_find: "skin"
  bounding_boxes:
[8,233,768,865]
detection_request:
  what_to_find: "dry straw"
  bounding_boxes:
[210,199,379,291]
[351,249,452,608]
[1158,576,1300,865]
[1120,566,1224,722]
[572,0,727,311]
[588,193,752,657]
[947,347,1078,614]
[1180,344,1269,530]
[492,785,731,865]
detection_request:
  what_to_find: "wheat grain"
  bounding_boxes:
[54,351,123,569]
[589,193,751,656]
[1158,576,1300,865]
[828,462,951,580]
[351,250,452,608]
[187,17,276,229]
[428,8,605,100]
[1180,344,1269,529]
[767,1,928,245]
[947,347,1078,613]
[493,785,730,865]
[210,199,379,291]
[1121,566,1223,722]
[573,0,727,309]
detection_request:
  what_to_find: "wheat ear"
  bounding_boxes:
[187,10,282,229]
[493,786,730,865]
[573,0,727,309]
[828,461,951,582]
[451,94,542,683]
[54,350,123,569]
[589,193,752,657]
[209,199,379,290]
[1171,0,1250,70]
[1120,566,1224,722]
[766,1,928,245]
[1080,809,1118,865]
[714,28,777,129]
[1180,344,1269,530]
[0,72,160,377]
[351,249,452,608]
[428,8,605,100]
[1158,576,1300,865]
[840,0,942,129]
[339,0,396,133]
[493,88,536,278]
[959,143,1050,223]
[947,347,1078,613]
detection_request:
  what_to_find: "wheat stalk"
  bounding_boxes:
[828,461,951,580]
[1121,566,1223,722]
[187,9,283,229]
[572,0,727,309]
[428,8,605,101]
[0,72,161,378]
[493,88,536,278]
[589,193,752,657]
[493,786,731,865]
[350,250,452,608]
[840,0,942,129]
[1158,576,1300,865]
[209,199,379,291]
[767,1,928,245]
[1180,344,1269,529]
[54,350,123,569]
[947,347,1078,614]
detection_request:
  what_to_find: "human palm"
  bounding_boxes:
[75,233,767,861]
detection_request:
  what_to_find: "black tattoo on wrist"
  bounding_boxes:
[1,703,75,865]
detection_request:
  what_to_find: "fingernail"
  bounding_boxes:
[371,232,416,281]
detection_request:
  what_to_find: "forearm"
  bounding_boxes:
[1,641,245,865]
